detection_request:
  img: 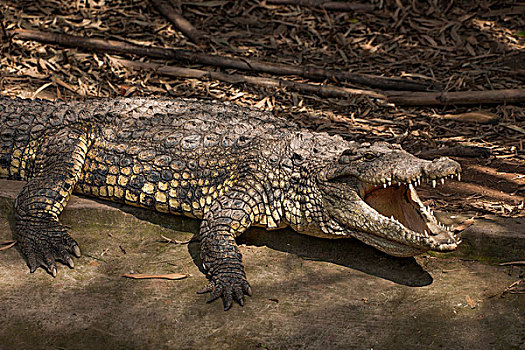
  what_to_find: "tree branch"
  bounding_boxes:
[265,0,375,11]
[11,29,432,92]
[385,89,525,106]
[149,0,203,45]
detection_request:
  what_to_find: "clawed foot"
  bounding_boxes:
[197,272,252,311]
[15,222,81,277]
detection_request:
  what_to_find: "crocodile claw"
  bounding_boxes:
[65,255,75,268]
[198,274,252,310]
[206,285,224,304]
[72,244,81,258]
[48,262,57,278]
[197,282,214,294]
[15,222,80,277]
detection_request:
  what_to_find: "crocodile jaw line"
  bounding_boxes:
[345,172,462,256]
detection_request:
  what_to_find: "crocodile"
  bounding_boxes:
[0,96,461,310]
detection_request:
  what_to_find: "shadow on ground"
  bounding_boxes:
[0,182,523,349]
[115,198,433,287]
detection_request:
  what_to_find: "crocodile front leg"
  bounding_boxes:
[14,126,94,276]
[198,187,260,310]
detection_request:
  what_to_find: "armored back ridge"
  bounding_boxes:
[0,96,461,310]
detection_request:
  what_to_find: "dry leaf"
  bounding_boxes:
[453,217,475,232]
[122,273,187,280]
[465,295,476,309]
[502,124,525,134]
[0,241,16,251]
[160,234,191,245]
[119,85,130,96]
[442,111,499,124]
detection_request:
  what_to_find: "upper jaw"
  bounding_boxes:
[356,156,462,190]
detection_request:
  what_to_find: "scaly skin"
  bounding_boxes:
[0,96,461,310]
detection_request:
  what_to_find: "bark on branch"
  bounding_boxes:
[112,58,525,106]
[11,29,431,92]
[111,58,385,99]
[265,0,376,11]
[385,89,525,106]
[149,0,203,45]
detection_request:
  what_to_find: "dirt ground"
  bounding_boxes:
[1,0,524,217]
[0,0,524,349]
[0,180,523,350]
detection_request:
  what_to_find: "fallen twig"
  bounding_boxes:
[501,279,524,296]
[266,0,375,11]
[501,124,525,135]
[149,0,203,45]
[11,29,431,91]
[122,273,187,280]
[499,261,525,266]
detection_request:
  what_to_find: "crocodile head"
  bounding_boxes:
[315,141,462,257]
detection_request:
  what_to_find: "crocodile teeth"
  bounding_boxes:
[432,179,437,188]
[383,183,387,188]
[458,173,461,181]
[441,178,445,185]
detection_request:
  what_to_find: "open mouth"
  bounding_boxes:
[357,173,461,250]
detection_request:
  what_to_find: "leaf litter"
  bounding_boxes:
[0,0,523,218]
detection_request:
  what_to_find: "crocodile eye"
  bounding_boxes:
[363,152,376,161]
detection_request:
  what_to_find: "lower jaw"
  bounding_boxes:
[350,229,428,257]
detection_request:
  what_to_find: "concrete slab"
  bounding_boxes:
[0,179,523,349]
[437,212,525,262]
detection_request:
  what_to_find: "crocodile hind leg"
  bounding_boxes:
[14,126,94,276]
[198,186,261,310]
